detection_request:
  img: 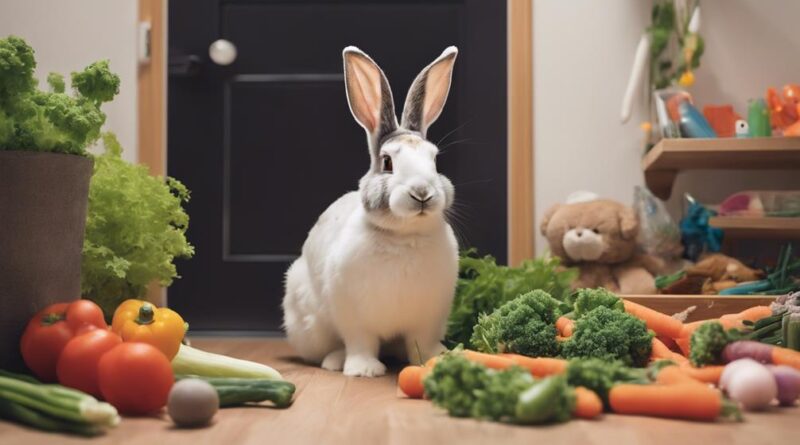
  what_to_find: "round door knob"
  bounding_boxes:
[209,39,237,66]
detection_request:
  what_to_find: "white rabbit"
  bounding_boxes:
[282,46,460,377]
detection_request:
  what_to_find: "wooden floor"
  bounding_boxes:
[1,337,798,445]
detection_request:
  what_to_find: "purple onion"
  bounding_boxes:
[722,341,774,364]
[768,365,800,407]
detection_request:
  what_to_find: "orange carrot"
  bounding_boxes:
[650,338,690,365]
[573,386,603,419]
[556,316,575,337]
[609,383,723,421]
[623,300,684,339]
[679,365,724,385]
[772,346,800,371]
[655,365,703,386]
[651,337,675,360]
[462,350,516,370]
[719,305,772,324]
[398,365,426,398]
[657,335,680,352]
[675,336,691,356]
[500,354,568,377]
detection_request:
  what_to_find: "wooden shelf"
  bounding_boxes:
[642,137,800,199]
[623,294,775,321]
[709,216,800,239]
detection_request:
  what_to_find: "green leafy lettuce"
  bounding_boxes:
[81,133,194,316]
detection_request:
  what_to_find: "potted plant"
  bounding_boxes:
[0,36,120,369]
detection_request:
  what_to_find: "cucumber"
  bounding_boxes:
[174,375,295,408]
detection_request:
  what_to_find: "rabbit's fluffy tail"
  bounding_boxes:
[283,257,341,364]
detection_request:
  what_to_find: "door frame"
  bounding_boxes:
[138,0,535,265]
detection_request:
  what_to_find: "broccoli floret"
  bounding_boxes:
[470,290,561,357]
[472,367,535,421]
[572,288,624,318]
[566,358,648,407]
[71,60,120,105]
[689,321,737,366]
[424,353,491,417]
[561,306,654,367]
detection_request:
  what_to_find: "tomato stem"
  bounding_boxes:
[136,304,155,325]
[41,313,65,326]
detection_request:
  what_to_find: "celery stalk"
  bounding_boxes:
[172,344,283,380]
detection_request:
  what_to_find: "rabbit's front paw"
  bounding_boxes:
[321,349,345,371]
[343,355,386,377]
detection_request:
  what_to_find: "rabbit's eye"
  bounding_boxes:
[381,155,393,173]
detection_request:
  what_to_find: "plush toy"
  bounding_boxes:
[540,197,664,294]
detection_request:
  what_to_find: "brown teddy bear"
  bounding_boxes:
[540,197,664,294]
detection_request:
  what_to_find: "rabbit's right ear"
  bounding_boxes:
[401,47,458,136]
[343,47,398,142]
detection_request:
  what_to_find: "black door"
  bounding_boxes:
[168,0,507,332]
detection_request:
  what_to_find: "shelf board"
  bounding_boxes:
[623,295,775,321]
[642,137,800,199]
[709,216,800,239]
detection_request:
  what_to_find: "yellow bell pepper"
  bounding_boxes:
[111,299,186,360]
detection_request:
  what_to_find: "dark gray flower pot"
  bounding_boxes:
[0,151,93,370]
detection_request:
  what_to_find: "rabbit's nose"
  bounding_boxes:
[409,185,432,203]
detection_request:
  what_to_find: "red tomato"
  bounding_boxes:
[20,300,108,382]
[98,343,174,415]
[56,329,122,397]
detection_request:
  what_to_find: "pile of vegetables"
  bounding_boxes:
[399,286,800,426]
[81,133,194,317]
[446,250,576,347]
[719,245,800,296]
[3,298,293,435]
[0,36,119,155]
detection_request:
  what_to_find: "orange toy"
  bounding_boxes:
[702,105,742,137]
[766,84,800,133]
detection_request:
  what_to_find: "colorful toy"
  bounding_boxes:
[735,120,750,138]
[703,105,742,138]
[679,101,716,138]
[766,84,800,134]
[748,98,772,138]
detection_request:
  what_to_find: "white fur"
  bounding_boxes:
[282,47,459,377]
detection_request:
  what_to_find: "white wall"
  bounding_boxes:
[533,0,800,255]
[0,0,139,163]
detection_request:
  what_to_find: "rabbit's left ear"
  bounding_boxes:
[401,47,458,136]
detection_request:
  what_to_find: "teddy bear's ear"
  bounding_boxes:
[540,204,561,236]
[618,206,639,240]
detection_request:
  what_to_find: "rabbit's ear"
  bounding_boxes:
[343,47,397,141]
[401,46,458,136]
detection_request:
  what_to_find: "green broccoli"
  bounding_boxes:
[561,306,654,367]
[566,358,648,407]
[0,36,119,155]
[572,288,624,318]
[470,290,561,357]
[472,366,535,421]
[689,321,740,366]
[424,352,574,425]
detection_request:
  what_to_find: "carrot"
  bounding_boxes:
[462,350,516,370]
[719,305,772,323]
[679,365,724,385]
[398,365,426,398]
[623,300,684,339]
[609,383,723,421]
[556,316,575,337]
[573,386,603,419]
[772,346,800,371]
[657,335,680,352]
[675,336,691,356]
[500,354,568,377]
[650,338,690,366]
[655,365,703,386]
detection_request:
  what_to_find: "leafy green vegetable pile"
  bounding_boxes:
[565,358,648,407]
[424,352,573,424]
[81,133,194,316]
[446,250,576,347]
[0,36,119,155]
[467,287,654,367]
